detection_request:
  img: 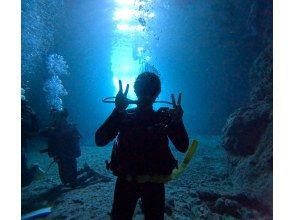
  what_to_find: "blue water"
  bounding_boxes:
[22,0,259,141]
[22,0,271,219]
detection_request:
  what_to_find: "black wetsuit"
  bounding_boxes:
[21,101,38,187]
[95,107,189,220]
[41,123,81,187]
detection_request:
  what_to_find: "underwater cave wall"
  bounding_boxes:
[221,0,273,215]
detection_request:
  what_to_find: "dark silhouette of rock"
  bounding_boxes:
[221,1,272,215]
[197,190,221,202]
[164,204,173,216]
[222,74,272,216]
[213,197,241,218]
[222,101,272,156]
[229,122,273,213]
[250,45,273,103]
[246,0,273,46]
[167,198,175,207]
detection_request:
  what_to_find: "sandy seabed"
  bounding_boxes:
[22,136,263,219]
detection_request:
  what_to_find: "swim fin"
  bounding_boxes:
[33,166,45,181]
[169,139,198,180]
[29,164,45,181]
[21,207,51,220]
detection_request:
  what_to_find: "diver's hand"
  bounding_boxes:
[115,80,129,113]
[170,93,184,123]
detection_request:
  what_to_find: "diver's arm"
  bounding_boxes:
[167,120,189,153]
[96,79,129,146]
[95,109,123,147]
[167,93,189,152]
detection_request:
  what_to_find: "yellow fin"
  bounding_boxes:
[169,140,198,180]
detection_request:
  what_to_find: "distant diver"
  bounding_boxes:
[40,108,81,188]
[95,72,189,220]
[21,95,43,187]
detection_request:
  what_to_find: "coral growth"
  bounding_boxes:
[221,43,273,216]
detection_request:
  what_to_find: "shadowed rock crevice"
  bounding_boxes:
[221,1,272,216]
[221,36,273,220]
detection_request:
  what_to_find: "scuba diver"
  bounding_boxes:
[40,108,81,188]
[21,96,42,187]
[95,72,189,220]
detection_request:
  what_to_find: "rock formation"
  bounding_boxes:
[221,0,273,216]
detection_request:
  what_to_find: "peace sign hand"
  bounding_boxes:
[170,93,184,123]
[115,80,129,113]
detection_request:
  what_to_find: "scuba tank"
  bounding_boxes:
[105,139,120,176]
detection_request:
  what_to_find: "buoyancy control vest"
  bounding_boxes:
[106,107,178,177]
[44,124,81,159]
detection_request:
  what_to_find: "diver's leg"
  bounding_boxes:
[58,158,77,187]
[140,182,165,220]
[111,177,139,220]
[57,160,67,185]
[21,150,34,187]
[68,158,78,187]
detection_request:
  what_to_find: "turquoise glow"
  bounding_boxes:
[111,46,140,99]
[111,0,155,99]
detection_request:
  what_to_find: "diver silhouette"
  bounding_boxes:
[21,97,41,187]
[95,72,189,220]
[40,108,81,188]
